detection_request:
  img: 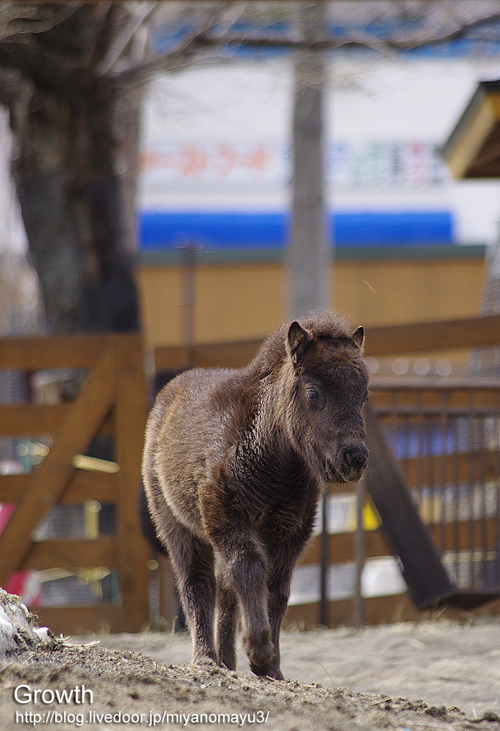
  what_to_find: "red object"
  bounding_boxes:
[1,504,42,606]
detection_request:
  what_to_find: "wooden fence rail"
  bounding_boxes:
[154,314,500,371]
[0,334,149,635]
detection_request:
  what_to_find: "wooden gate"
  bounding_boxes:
[0,334,149,635]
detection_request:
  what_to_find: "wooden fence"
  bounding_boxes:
[0,334,150,635]
[154,314,500,628]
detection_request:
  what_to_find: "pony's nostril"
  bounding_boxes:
[342,446,368,471]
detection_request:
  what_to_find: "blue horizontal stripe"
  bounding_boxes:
[139,211,453,249]
[153,20,500,59]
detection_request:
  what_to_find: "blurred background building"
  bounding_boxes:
[136,10,500,373]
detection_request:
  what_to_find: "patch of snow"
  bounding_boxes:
[0,588,51,656]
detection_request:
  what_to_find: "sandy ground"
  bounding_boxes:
[1,618,500,731]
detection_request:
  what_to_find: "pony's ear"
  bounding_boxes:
[351,326,365,350]
[287,321,312,364]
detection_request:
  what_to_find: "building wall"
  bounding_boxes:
[139,56,500,251]
[138,248,486,349]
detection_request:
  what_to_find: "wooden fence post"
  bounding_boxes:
[114,335,150,632]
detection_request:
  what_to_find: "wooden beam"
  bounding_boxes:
[155,340,262,372]
[23,537,118,571]
[0,471,118,504]
[364,315,500,357]
[114,337,150,632]
[0,404,71,436]
[298,517,500,567]
[0,346,117,586]
[299,528,389,566]
[284,593,423,629]
[0,335,115,370]
[388,450,500,491]
[153,315,500,372]
[0,406,114,439]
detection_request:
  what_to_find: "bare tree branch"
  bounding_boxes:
[96,2,157,76]
[101,3,500,87]
[0,4,78,44]
[113,4,228,84]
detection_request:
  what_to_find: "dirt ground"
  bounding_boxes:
[1,617,500,731]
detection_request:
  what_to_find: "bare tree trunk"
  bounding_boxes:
[10,81,139,334]
[287,2,331,320]
[0,5,141,334]
[287,2,332,630]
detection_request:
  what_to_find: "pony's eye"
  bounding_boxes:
[306,387,320,401]
[362,391,370,405]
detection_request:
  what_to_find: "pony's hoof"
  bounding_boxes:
[192,654,217,667]
[250,663,284,681]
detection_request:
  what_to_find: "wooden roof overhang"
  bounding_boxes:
[442,79,500,178]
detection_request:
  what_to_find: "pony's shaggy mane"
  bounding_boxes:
[249,311,356,378]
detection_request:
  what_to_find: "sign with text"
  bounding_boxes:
[139,140,447,192]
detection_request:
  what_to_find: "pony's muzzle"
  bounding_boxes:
[340,444,369,482]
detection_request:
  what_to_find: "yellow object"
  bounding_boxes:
[362,499,382,531]
[72,455,120,473]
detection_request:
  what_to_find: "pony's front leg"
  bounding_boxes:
[266,567,295,680]
[214,533,275,677]
[266,537,312,680]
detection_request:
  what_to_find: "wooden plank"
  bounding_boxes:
[155,340,262,372]
[0,404,71,436]
[284,592,500,629]
[284,593,423,629]
[0,406,113,439]
[0,335,112,370]
[371,387,500,414]
[0,471,118,504]
[299,529,389,566]
[31,605,123,636]
[154,315,500,373]
[0,346,117,586]
[155,345,194,371]
[0,473,27,502]
[114,337,150,632]
[443,86,496,179]
[298,517,500,568]
[375,404,500,417]
[365,315,500,357]
[431,517,500,555]
[63,471,118,504]
[23,537,118,571]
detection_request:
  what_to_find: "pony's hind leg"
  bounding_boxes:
[169,522,217,665]
[148,491,217,664]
